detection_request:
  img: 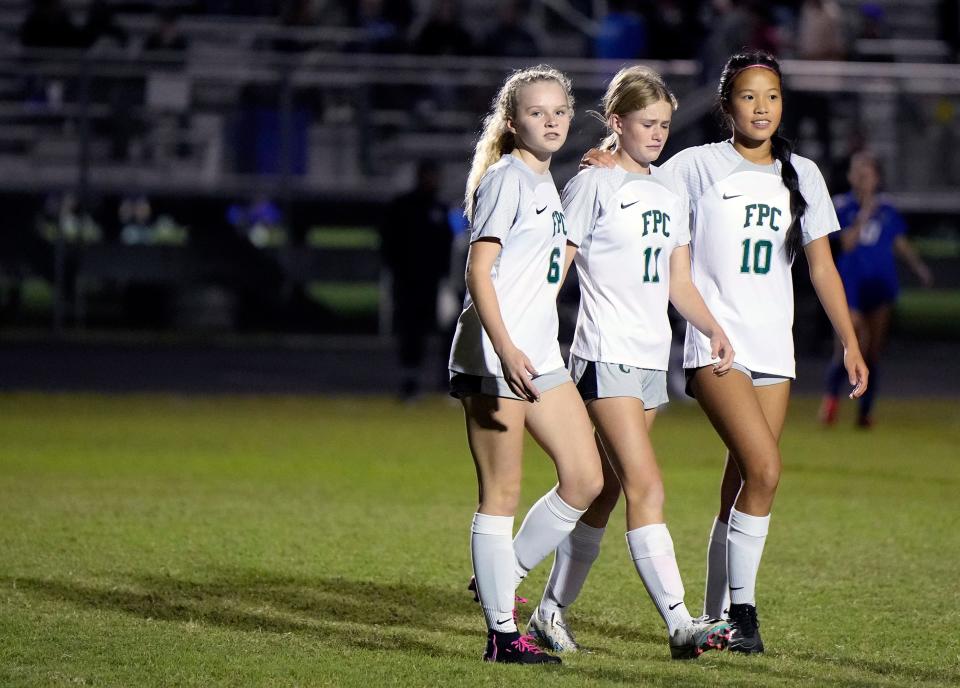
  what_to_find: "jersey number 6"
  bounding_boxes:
[547,247,561,283]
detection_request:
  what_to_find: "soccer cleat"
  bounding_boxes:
[483,630,562,664]
[527,608,580,653]
[856,415,873,429]
[819,395,839,425]
[467,576,527,623]
[727,603,764,654]
[669,615,732,659]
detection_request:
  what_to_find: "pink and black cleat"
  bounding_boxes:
[483,631,562,664]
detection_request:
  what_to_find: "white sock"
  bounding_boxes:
[539,521,605,619]
[471,513,518,633]
[726,507,770,607]
[626,523,690,635]
[703,517,730,618]
[513,486,586,587]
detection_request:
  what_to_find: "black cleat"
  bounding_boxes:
[727,603,764,654]
[483,630,562,664]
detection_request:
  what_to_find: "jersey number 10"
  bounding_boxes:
[740,238,772,275]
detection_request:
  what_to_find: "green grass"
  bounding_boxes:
[306,226,379,249]
[306,282,380,315]
[1,394,958,687]
[896,288,960,337]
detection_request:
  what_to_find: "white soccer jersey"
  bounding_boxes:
[449,154,568,377]
[564,165,691,371]
[661,141,840,378]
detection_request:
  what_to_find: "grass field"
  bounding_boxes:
[1,393,958,687]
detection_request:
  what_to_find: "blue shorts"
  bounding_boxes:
[839,266,898,314]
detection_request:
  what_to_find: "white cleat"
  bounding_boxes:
[669,615,732,660]
[527,608,580,653]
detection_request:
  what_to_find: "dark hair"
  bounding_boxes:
[717,50,806,263]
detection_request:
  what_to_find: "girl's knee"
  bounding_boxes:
[584,466,605,503]
[559,466,604,508]
[743,456,781,496]
[594,475,622,511]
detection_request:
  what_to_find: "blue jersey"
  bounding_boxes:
[834,193,905,310]
[834,193,905,281]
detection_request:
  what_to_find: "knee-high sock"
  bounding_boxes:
[627,523,690,635]
[471,513,518,632]
[825,358,847,397]
[538,521,604,618]
[726,507,770,607]
[513,486,586,587]
[703,517,730,618]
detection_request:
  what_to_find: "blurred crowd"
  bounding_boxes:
[13,0,960,64]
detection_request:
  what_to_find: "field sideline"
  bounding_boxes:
[1,393,958,687]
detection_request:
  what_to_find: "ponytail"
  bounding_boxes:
[771,133,806,262]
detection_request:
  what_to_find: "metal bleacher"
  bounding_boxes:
[0,0,958,333]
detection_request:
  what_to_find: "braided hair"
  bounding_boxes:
[717,50,807,262]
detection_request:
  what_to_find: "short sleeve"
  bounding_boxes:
[470,165,521,242]
[796,157,841,244]
[884,205,907,239]
[673,187,692,246]
[561,169,600,246]
[660,147,703,204]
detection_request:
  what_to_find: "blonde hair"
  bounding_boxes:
[595,65,678,152]
[464,65,574,221]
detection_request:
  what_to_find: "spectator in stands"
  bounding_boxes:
[594,0,648,59]
[480,0,540,58]
[853,3,893,61]
[648,0,705,60]
[144,8,189,54]
[20,0,84,48]
[272,0,319,53]
[939,0,960,62]
[699,1,766,83]
[317,0,349,26]
[349,0,408,53]
[202,1,279,16]
[20,0,125,49]
[227,196,286,248]
[413,0,474,56]
[796,0,846,60]
[380,159,453,400]
[788,0,847,164]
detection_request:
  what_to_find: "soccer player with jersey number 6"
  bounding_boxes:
[448,65,604,665]
[582,49,869,654]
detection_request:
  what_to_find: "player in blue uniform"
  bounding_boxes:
[820,151,933,427]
